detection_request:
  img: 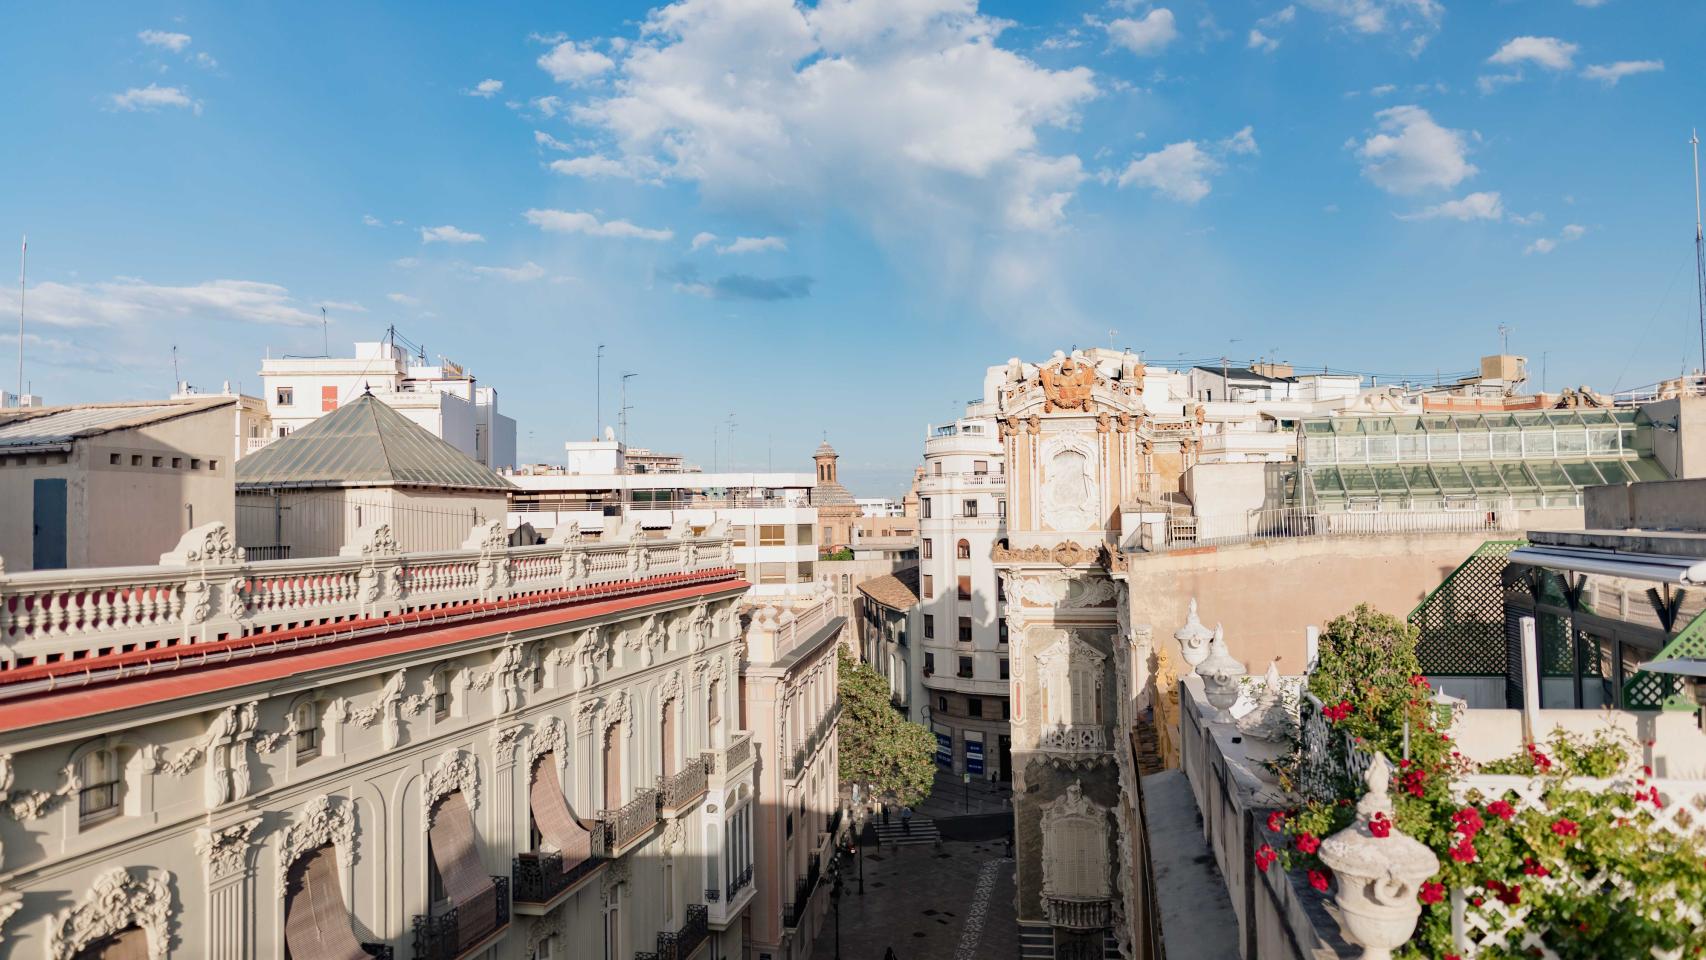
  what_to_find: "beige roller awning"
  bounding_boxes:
[284,845,369,960]
[428,791,498,950]
[529,752,595,871]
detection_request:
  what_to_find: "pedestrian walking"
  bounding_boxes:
[901,805,912,835]
[882,802,890,825]
[884,949,899,960]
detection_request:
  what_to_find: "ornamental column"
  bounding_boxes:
[493,725,525,871]
[196,816,263,960]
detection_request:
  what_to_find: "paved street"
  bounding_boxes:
[808,837,1016,960]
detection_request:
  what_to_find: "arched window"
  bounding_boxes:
[77,748,123,824]
[293,700,320,759]
[956,539,971,560]
[602,723,623,811]
[69,927,148,960]
[660,699,677,777]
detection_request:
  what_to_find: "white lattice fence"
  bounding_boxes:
[1447,774,1706,958]
[1295,692,1374,804]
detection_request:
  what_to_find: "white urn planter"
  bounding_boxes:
[1196,625,1246,723]
[1174,598,1214,674]
[1317,753,1440,960]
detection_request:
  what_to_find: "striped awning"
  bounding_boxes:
[283,845,369,960]
[529,752,594,872]
[428,791,497,949]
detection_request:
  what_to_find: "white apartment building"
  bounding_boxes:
[854,497,903,518]
[509,438,823,599]
[916,402,1011,782]
[259,339,518,469]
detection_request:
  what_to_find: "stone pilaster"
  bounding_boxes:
[196,816,263,960]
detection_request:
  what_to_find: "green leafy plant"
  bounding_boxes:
[836,647,936,806]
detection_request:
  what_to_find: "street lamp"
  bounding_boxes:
[830,870,844,959]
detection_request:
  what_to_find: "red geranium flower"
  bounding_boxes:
[1486,800,1516,821]
[1450,839,1478,863]
[1401,769,1428,798]
[1369,812,1392,838]
[1307,869,1330,892]
[1295,832,1320,855]
[1451,807,1485,838]
[1409,673,1429,687]
[1266,810,1286,832]
[1419,881,1446,905]
[1255,844,1278,871]
[1521,857,1550,878]
[1551,818,1579,838]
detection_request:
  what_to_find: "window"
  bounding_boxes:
[151,456,163,468]
[937,696,948,713]
[999,620,1009,644]
[958,655,973,678]
[822,526,833,544]
[958,618,972,643]
[171,457,183,469]
[77,748,123,824]
[923,615,934,639]
[921,498,932,519]
[998,498,1007,518]
[797,561,814,582]
[973,459,988,475]
[190,458,202,469]
[130,455,142,466]
[962,500,978,517]
[957,576,971,601]
[759,564,788,585]
[932,462,942,476]
[1001,699,1011,720]
[956,539,971,560]
[924,652,935,675]
[434,670,454,720]
[276,386,294,406]
[108,453,120,465]
[968,697,983,718]
[1000,657,1010,679]
[922,575,934,599]
[321,385,338,412]
[208,459,219,471]
[731,525,750,546]
[758,524,786,546]
[293,700,320,759]
[997,578,1006,602]
[798,524,815,545]
[922,539,933,559]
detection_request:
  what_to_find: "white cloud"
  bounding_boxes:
[1297,0,1443,51]
[717,235,787,254]
[1397,191,1504,221]
[549,155,635,179]
[524,209,673,241]
[1354,105,1476,195]
[467,78,504,98]
[1476,73,1523,95]
[419,225,485,244]
[316,299,368,313]
[1105,9,1179,56]
[0,278,327,329]
[138,30,191,52]
[1525,237,1556,255]
[1489,36,1578,71]
[191,51,218,69]
[531,95,566,117]
[1247,29,1280,52]
[1221,126,1258,156]
[1370,83,1396,96]
[1525,223,1587,255]
[387,292,422,305]
[110,84,199,113]
[537,39,614,84]
[534,131,572,152]
[559,0,1097,235]
[1561,223,1587,240]
[1118,141,1219,202]
[1574,0,1610,5]
[362,214,383,227]
[529,31,569,45]
[1582,60,1663,86]
[690,232,718,251]
[472,261,548,282]
[392,257,420,269]
[1259,5,1298,27]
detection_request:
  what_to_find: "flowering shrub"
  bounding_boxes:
[1254,604,1706,958]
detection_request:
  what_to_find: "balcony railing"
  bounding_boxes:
[512,850,605,905]
[783,859,823,928]
[1043,896,1114,930]
[410,876,509,960]
[789,701,842,778]
[658,755,709,813]
[721,732,751,772]
[1137,503,1526,552]
[600,789,660,852]
[729,864,752,898]
[653,904,709,960]
[0,518,736,683]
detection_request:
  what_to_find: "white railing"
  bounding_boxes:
[1142,503,1526,551]
[774,597,834,659]
[0,523,735,677]
[1612,374,1706,407]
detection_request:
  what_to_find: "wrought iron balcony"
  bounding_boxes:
[657,755,708,814]
[784,861,822,928]
[410,876,510,960]
[512,850,605,906]
[599,789,660,854]
[1042,896,1113,931]
[654,904,709,960]
[360,945,393,960]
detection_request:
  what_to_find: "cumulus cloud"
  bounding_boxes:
[1296,0,1443,51]
[1525,237,1556,255]
[717,235,787,254]
[1525,223,1586,255]
[658,263,811,301]
[1117,142,1219,203]
[1248,29,1280,52]
[0,278,328,329]
[467,78,503,98]
[1489,36,1578,70]
[537,39,614,83]
[362,214,383,227]
[1221,126,1258,156]
[138,29,191,52]
[524,209,673,241]
[110,84,200,113]
[690,232,718,251]
[1560,223,1587,240]
[1476,73,1523,95]
[548,155,656,180]
[471,261,548,282]
[1582,60,1663,85]
[1354,105,1476,195]
[1105,9,1178,56]
[1396,191,1503,221]
[419,225,485,244]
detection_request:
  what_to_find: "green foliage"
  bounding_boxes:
[836,647,936,806]
[821,548,855,561]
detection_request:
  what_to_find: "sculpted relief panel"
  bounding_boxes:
[1041,435,1100,532]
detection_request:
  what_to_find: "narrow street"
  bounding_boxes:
[808,832,1016,960]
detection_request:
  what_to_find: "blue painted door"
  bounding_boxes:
[32,478,67,570]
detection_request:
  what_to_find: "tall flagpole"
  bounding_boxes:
[16,234,24,403]
[1692,130,1705,378]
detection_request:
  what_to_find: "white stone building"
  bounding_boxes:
[0,519,754,960]
[260,340,517,470]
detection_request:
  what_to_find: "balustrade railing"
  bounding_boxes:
[0,522,734,679]
[1140,503,1524,552]
[512,850,605,904]
[1042,897,1114,930]
[774,599,833,659]
[653,904,709,960]
[657,756,708,812]
[600,789,660,851]
[790,702,842,778]
[410,876,509,960]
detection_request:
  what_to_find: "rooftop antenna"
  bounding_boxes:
[321,306,329,357]
[619,372,636,448]
[1107,328,1118,349]
[1498,323,1511,355]
[15,234,24,403]
[171,344,180,389]
[1693,129,1705,376]
[596,343,605,440]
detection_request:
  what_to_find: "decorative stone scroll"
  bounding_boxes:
[338,522,400,560]
[351,670,408,750]
[531,715,570,767]
[197,816,263,882]
[48,867,174,960]
[992,540,1100,567]
[423,749,481,823]
[493,725,528,766]
[279,795,356,885]
[0,754,81,821]
[160,521,243,566]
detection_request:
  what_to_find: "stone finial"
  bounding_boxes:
[1317,754,1441,960]
[1197,624,1246,723]
[546,521,582,545]
[339,522,400,559]
[160,521,243,566]
[1174,598,1214,674]
[666,517,691,541]
[1237,662,1293,743]
[461,518,507,553]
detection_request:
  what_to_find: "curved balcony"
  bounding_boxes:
[410,876,509,960]
[511,851,606,913]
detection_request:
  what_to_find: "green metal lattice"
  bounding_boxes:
[1623,610,1706,711]
[1409,540,1526,676]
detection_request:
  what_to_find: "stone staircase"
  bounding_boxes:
[869,815,941,847]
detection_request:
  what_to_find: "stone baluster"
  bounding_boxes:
[1317,754,1440,960]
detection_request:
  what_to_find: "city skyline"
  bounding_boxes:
[3,0,1704,497]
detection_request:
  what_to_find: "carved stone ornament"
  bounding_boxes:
[1039,781,1110,903]
[1237,662,1296,744]
[197,816,263,882]
[1,754,81,821]
[461,518,508,554]
[531,715,570,765]
[1041,354,1100,413]
[576,697,604,734]
[493,724,528,765]
[279,794,356,885]
[660,670,682,705]
[1041,435,1100,532]
[339,522,400,559]
[526,915,562,956]
[482,642,530,714]
[0,891,21,938]
[546,521,582,545]
[1197,625,1247,724]
[991,540,1101,567]
[1173,599,1214,674]
[1316,754,1440,960]
[1008,573,1119,609]
[160,520,243,566]
[352,670,408,750]
[223,577,249,621]
[424,749,481,821]
[48,867,174,960]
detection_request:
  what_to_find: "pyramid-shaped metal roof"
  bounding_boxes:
[236,393,514,492]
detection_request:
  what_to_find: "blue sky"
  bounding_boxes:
[2,0,1702,496]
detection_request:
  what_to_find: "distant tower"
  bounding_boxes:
[813,440,839,485]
